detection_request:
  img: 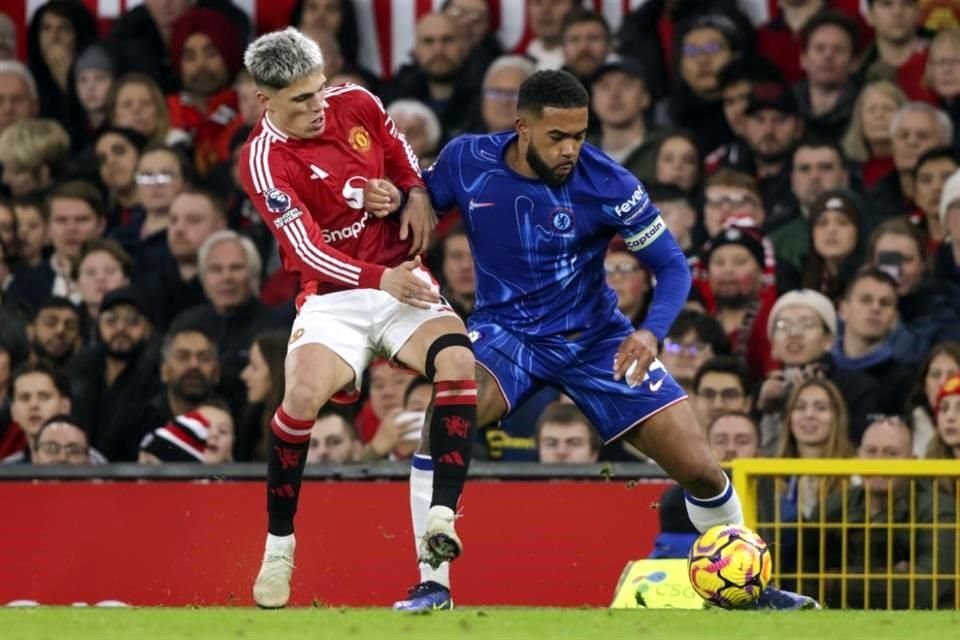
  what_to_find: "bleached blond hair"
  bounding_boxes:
[243,27,325,91]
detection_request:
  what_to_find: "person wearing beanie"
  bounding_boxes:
[166,7,243,178]
[755,288,879,450]
[698,218,779,381]
[74,44,116,137]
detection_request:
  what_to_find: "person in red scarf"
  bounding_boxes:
[691,216,779,382]
[166,8,243,179]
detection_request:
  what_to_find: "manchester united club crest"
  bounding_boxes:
[349,126,371,152]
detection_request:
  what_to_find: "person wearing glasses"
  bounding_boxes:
[701,169,766,239]
[110,145,191,278]
[478,55,534,134]
[33,414,104,465]
[690,356,752,427]
[658,309,729,392]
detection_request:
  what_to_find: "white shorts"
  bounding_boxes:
[287,272,461,393]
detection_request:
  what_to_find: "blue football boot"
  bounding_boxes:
[392,581,454,611]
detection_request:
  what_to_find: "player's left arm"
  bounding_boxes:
[604,181,691,386]
[359,87,435,255]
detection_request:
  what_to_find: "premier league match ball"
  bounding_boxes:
[687,524,772,609]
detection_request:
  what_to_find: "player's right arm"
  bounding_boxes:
[238,142,437,306]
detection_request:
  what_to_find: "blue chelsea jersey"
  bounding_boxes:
[424,131,673,337]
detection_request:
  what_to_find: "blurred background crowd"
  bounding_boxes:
[0,0,957,492]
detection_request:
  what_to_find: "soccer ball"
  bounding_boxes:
[687,524,772,608]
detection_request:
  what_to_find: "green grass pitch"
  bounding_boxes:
[2,608,959,640]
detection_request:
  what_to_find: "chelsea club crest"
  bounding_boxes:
[550,208,574,232]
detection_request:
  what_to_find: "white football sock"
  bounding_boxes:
[684,475,744,533]
[265,532,294,551]
[411,454,450,588]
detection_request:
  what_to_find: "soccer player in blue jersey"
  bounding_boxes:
[388,70,818,612]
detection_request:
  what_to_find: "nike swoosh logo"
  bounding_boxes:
[649,379,664,392]
[468,198,495,211]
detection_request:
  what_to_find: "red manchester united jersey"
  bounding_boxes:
[237,83,425,306]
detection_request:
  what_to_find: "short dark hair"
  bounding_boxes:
[793,137,845,164]
[706,411,760,442]
[174,187,227,222]
[140,144,195,187]
[37,414,86,441]
[12,192,47,222]
[667,310,731,356]
[315,406,358,441]
[12,360,71,399]
[716,59,783,91]
[693,355,751,395]
[71,237,133,281]
[843,266,899,300]
[913,146,958,179]
[517,70,589,118]
[534,402,601,452]
[799,10,859,53]
[32,296,80,323]
[46,180,105,220]
[404,376,432,407]
[161,323,218,361]
[647,182,694,207]
[561,7,610,40]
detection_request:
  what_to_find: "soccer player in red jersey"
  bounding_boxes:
[238,28,476,609]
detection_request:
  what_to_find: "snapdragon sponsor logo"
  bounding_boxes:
[623,216,666,251]
[322,212,370,243]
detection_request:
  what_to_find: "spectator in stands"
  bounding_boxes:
[171,230,289,416]
[32,415,95,465]
[289,0,363,76]
[702,169,765,239]
[605,238,651,330]
[930,374,960,461]
[112,145,191,276]
[736,82,805,219]
[841,80,905,191]
[867,217,960,361]
[911,147,957,247]
[0,197,14,258]
[381,376,433,462]
[535,402,601,464]
[73,238,132,342]
[139,401,234,464]
[0,118,70,197]
[589,57,656,181]
[797,190,863,303]
[107,73,181,148]
[385,13,474,139]
[649,411,761,559]
[833,268,916,426]
[777,378,855,517]
[908,343,960,458]
[0,13,14,61]
[167,8,244,177]
[700,221,777,380]
[102,324,220,462]
[307,409,361,464]
[0,61,38,138]
[658,310,728,393]
[25,1,97,145]
[442,0,503,96]
[925,28,960,148]
[755,0,824,85]
[937,167,960,286]
[3,361,71,463]
[7,181,106,311]
[867,102,953,229]
[437,224,475,319]
[794,12,861,141]
[661,15,744,155]
[74,45,115,146]
[0,319,29,458]
[68,286,159,451]
[387,100,442,169]
[477,55,534,134]
[239,330,287,462]
[143,189,224,331]
[12,195,47,271]
[355,359,418,445]
[525,0,576,71]
[300,29,343,81]
[108,0,249,95]
[202,401,235,463]
[653,132,701,197]
[560,8,612,87]
[860,0,928,100]
[28,297,81,370]
[690,355,752,428]
[768,141,850,264]
[648,184,697,256]
[94,126,147,230]
[803,414,958,609]
[708,59,783,167]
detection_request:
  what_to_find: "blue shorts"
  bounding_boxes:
[468,316,688,443]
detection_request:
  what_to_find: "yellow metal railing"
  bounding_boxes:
[731,458,960,610]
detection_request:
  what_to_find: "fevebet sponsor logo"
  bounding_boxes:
[614,184,647,216]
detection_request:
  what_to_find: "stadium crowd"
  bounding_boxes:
[0,0,956,502]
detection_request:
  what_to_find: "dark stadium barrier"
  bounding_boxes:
[0,462,670,607]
